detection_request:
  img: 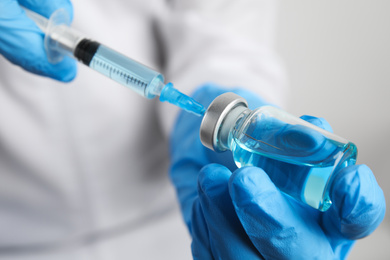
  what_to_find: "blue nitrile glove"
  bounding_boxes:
[169,84,386,259]
[0,0,76,81]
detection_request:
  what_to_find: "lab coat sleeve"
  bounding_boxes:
[156,0,288,136]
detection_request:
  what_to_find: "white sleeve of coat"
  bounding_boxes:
[156,0,288,136]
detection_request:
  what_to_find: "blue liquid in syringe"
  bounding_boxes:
[74,39,205,116]
[90,45,162,98]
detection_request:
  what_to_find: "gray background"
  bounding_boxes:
[276,1,390,259]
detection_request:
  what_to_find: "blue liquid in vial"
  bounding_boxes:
[230,118,357,211]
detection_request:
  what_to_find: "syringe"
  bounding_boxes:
[23,8,205,116]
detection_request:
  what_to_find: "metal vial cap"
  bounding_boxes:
[200,92,248,152]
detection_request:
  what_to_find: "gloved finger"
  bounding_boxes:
[300,115,333,133]
[322,164,386,240]
[281,115,334,159]
[197,164,262,259]
[190,199,214,260]
[190,84,268,113]
[191,84,228,108]
[170,160,205,229]
[18,0,73,20]
[230,87,269,109]
[170,84,227,162]
[169,84,241,193]
[246,116,331,159]
[277,115,333,157]
[169,85,231,227]
[247,115,337,203]
[242,115,333,166]
[300,117,386,239]
[0,0,76,81]
[229,167,335,259]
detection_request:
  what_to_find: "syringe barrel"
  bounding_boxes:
[74,39,165,98]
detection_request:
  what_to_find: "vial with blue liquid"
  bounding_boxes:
[24,7,358,211]
[200,93,357,211]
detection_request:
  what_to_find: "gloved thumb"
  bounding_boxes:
[322,164,386,240]
[193,164,262,259]
[229,166,334,259]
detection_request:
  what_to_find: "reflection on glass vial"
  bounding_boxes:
[200,93,357,211]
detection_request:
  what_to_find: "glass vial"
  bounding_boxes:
[200,93,357,211]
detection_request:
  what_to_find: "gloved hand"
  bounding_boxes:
[0,0,76,81]
[169,84,386,259]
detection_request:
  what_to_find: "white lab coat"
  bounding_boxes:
[0,0,286,259]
